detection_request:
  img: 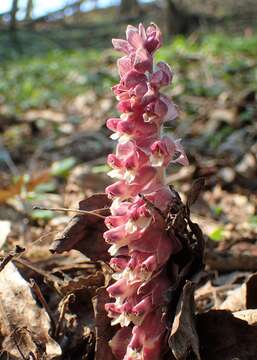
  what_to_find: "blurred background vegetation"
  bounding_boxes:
[0,0,256,239]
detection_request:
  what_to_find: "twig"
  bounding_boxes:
[0,245,25,272]
[28,352,37,360]
[33,205,106,219]
[55,293,75,339]
[12,328,27,360]
[29,279,57,333]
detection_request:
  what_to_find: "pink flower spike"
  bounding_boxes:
[104,23,188,360]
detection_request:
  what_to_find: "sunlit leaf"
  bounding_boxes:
[51,157,76,177]
[31,209,54,221]
[209,226,225,241]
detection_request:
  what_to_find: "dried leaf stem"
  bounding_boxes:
[33,205,107,219]
[29,279,57,333]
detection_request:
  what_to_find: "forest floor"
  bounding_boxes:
[0,15,256,360]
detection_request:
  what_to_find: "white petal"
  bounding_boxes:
[124,169,136,183]
[112,272,122,280]
[115,297,124,306]
[135,216,152,230]
[110,198,122,214]
[150,153,164,167]
[125,220,138,234]
[110,132,121,140]
[125,216,152,234]
[111,313,131,327]
[120,112,133,120]
[108,244,120,256]
[118,134,132,144]
[107,169,123,179]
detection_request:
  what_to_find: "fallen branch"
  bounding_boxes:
[0,245,25,272]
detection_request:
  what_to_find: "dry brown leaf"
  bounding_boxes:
[208,108,236,127]
[0,177,24,204]
[233,309,257,325]
[219,284,246,312]
[219,272,257,312]
[205,248,257,272]
[186,177,205,208]
[49,193,111,262]
[245,272,257,309]
[197,310,257,360]
[0,262,61,359]
[169,281,201,360]
[57,270,105,295]
[26,170,51,192]
[195,271,253,312]
[0,171,50,204]
[92,287,116,360]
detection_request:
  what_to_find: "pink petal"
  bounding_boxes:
[151,61,173,87]
[106,180,128,198]
[118,56,133,77]
[112,38,133,54]
[107,278,140,299]
[159,95,179,122]
[134,47,153,73]
[145,23,162,53]
[138,23,146,41]
[106,118,120,132]
[110,256,129,271]
[117,99,132,113]
[126,25,144,49]
[110,327,132,360]
[173,139,189,166]
[123,70,147,89]
[107,154,123,169]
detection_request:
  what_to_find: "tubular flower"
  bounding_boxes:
[105,23,188,360]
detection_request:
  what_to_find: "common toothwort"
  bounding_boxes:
[104,23,188,360]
